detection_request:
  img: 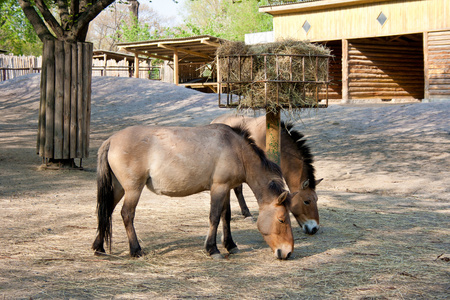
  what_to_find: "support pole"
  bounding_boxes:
[173,49,179,85]
[265,107,281,165]
[341,39,349,103]
[134,53,139,78]
[423,31,430,100]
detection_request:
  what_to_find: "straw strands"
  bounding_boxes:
[217,39,332,112]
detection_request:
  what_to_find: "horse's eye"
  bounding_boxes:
[278,218,285,224]
[304,200,311,205]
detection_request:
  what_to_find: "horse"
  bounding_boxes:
[92,124,295,260]
[212,114,322,235]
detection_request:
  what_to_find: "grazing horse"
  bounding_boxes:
[212,115,322,235]
[92,124,294,259]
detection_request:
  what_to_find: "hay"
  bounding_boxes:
[217,39,331,112]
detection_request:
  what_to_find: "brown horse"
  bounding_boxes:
[92,124,294,259]
[212,115,322,235]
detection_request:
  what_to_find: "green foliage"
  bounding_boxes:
[117,14,153,43]
[0,0,42,55]
[163,0,273,41]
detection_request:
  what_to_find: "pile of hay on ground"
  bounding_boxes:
[217,39,331,111]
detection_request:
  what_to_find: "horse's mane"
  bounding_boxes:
[230,125,286,195]
[281,122,317,190]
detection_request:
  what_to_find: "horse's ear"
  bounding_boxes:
[301,179,310,189]
[315,178,324,186]
[277,191,289,205]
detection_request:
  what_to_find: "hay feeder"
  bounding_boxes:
[217,40,331,111]
[216,40,332,163]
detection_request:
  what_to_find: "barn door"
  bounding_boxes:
[37,38,93,166]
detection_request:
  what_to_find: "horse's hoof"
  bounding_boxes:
[244,216,255,223]
[228,247,239,254]
[131,250,145,258]
[210,253,225,260]
[93,250,105,256]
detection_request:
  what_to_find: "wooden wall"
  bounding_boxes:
[270,0,450,42]
[320,40,342,100]
[345,36,424,100]
[425,30,450,100]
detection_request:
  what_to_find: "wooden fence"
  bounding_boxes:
[0,54,162,81]
[0,54,42,81]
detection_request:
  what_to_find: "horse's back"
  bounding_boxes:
[106,124,246,196]
[212,114,267,149]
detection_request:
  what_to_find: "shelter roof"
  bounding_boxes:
[117,35,228,63]
[93,50,135,62]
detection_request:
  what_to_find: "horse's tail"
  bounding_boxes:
[95,138,114,252]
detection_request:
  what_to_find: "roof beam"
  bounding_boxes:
[157,43,211,59]
[129,49,173,61]
[201,38,220,47]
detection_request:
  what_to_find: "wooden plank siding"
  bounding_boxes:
[320,40,343,100]
[426,30,450,100]
[347,37,424,99]
[263,0,450,101]
[269,0,450,42]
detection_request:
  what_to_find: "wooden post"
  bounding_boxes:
[54,40,64,159]
[423,31,430,100]
[76,42,84,158]
[265,108,281,165]
[44,39,55,158]
[174,49,179,85]
[216,55,221,95]
[103,53,107,76]
[134,53,139,78]
[70,43,78,158]
[63,42,71,159]
[341,39,349,103]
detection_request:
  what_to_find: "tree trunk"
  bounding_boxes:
[129,0,139,20]
[37,38,93,168]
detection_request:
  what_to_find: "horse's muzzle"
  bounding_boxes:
[275,248,292,260]
[302,220,319,235]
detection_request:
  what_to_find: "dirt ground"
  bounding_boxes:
[0,74,449,299]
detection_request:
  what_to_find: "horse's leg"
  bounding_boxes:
[93,178,124,254]
[233,185,252,218]
[121,188,144,257]
[221,190,238,254]
[205,184,228,258]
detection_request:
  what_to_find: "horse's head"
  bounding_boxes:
[289,178,323,235]
[257,191,294,260]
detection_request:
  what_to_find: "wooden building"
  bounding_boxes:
[118,35,226,93]
[261,0,450,102]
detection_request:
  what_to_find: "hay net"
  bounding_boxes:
[217,39,332,112]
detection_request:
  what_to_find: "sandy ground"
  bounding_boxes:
[0,74,449,299]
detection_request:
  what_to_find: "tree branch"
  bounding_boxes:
[74,0,115,40]
[34,0,64,38]
[71,0,80,18]
[18,0,53,41]
[57,0,70,31]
